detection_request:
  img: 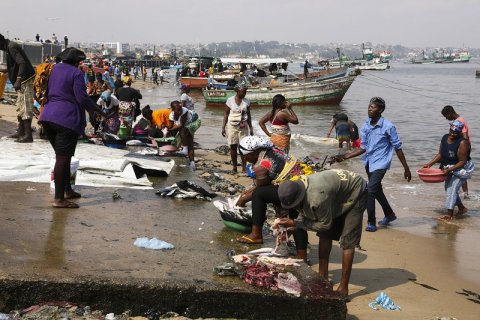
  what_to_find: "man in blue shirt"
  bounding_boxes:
[334,97,411,232]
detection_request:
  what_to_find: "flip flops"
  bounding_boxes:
[236,235,263,244]
[52,200,79,209]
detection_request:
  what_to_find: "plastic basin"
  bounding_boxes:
[416,168,446,183]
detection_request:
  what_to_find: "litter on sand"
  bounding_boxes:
[368,291,401,310]
[133,237,174,250]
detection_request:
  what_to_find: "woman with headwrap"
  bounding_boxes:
[39,47,107,208]
[235,135,313,250]
[96,90,120,134]
[221,83,253,173]
[258,94,298,153]
[423,120,474,221]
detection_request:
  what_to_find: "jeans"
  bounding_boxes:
[366,166,394,225]
[444,175,466,210]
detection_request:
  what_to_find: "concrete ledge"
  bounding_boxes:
[0,277,346,320]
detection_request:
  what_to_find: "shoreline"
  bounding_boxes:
[0,101,479,319]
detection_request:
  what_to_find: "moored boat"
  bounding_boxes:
[179,76,209,88]
[202,74,358,106]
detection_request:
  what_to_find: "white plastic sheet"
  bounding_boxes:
[0,138,174,189]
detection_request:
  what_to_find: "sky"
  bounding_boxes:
[2,0,480,48]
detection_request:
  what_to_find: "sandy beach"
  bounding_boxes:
[0,98,479,319]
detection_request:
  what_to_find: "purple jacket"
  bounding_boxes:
[39,63,97,135]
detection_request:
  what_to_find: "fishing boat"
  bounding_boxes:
[202,73,358,106]
[451,50,471,63]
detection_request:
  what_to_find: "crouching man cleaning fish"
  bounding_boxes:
[273,169,367,297]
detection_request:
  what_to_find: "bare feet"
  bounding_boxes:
[336,286,349,299]
[457,207,468,216]
[52,199,79,208]
[438,215,454,221]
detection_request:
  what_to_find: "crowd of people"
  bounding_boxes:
[0,31,474,298]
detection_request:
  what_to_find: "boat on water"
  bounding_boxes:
[353,60,390,70]
[327,45,390,70]
[202,73,358,106]
[407,49,472,64]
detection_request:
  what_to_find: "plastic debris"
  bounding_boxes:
[368,291,401,310]
[112,191,121,200]
[133,237,174,250]
[213,262,240,276]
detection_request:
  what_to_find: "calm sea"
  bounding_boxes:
[142,61,480,284]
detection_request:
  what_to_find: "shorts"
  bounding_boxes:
[226,123,248,145]
[41,121,79,157]
[16,77,34,120]
[316,190,367,249]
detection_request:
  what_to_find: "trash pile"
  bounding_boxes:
[0,304,220,320]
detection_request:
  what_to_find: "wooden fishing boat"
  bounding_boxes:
[202,74,357,106]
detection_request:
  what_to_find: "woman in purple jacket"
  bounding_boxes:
[40,48,106,208]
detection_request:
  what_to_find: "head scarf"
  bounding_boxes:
[57,47,86,63]
[239,136,273,155]
[450,119,464,133]
[100,91,111,101]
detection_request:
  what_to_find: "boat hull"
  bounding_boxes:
[179,77,209,88]
[202,75,356,106]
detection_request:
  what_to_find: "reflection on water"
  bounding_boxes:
[41,211,67,268]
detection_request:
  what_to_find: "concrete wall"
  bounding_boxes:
[0,41,63,66]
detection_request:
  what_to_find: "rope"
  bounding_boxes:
[356,74,480,106]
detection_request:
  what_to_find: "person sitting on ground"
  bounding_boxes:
[222,83,253,173]
[274,169,368,297]
[327,113,351,149]
[235,135,313,246]
[133,105,153,136]
[258,94,298,153]
[96,91,119,134]
[423,120,473,221]
[167,100,201,170]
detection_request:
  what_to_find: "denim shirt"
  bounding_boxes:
[360,116,403,172]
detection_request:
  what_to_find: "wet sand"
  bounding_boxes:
[0,100,479,319]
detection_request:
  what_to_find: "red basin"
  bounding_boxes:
[416,168,446,183]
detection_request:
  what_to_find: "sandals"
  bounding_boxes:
[52,200,79,209]
[236,235,263,244]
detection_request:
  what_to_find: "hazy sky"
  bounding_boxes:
[2,0,479,48]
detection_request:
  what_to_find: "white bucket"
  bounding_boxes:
[50,157,80,189]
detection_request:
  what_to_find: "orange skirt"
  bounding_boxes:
[270,133,291,153]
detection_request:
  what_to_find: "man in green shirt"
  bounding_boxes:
[276,169,367,297]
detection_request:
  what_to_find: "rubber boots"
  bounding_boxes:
[8,117,24,139]
[15,119,33,143]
